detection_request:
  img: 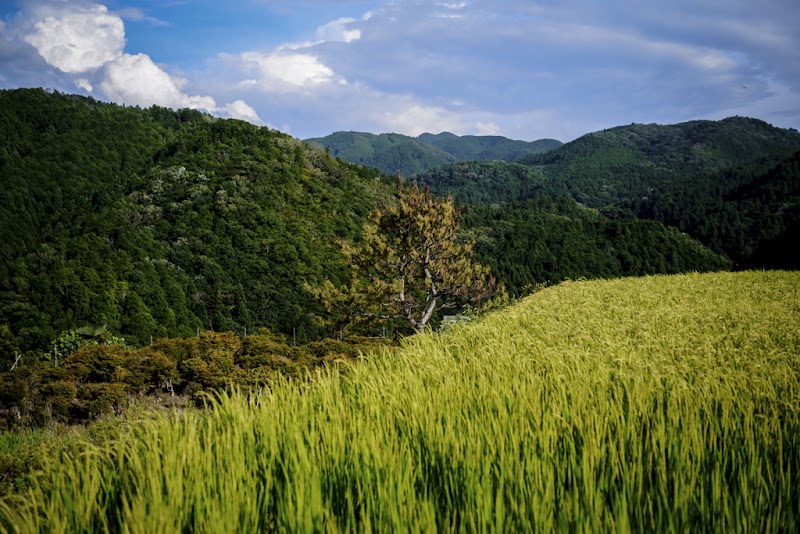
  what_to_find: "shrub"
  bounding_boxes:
[235,335,305,371]
[36,381,76,423]
[64,345,127,384]
[125,348,180,392]
[74,383,127,419]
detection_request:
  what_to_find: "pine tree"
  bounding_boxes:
[309,178,502,333]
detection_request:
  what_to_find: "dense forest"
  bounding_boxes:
[416,118,800,270]
[0,89,748,359]
[463,197,729,295]
[305,130,562,176]
[0,89,388,353]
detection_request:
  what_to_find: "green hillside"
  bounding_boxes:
[305,131,562,176]
[464,197,730,295]
[418,160,547,204]
[417,131,562,161]
[304,131,457,176]
[0,89,387,350]
[3,271,797,531]
[420,117,800,269]
[517,116,800,207]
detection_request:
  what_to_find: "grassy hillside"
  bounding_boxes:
[2,271,797,531]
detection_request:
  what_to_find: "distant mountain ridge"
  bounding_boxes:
[305,131,562,176]
[304,131,457,176]
[416,116,800,269]
[418,132,562,162]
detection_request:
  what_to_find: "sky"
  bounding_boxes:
[1,0,798,142]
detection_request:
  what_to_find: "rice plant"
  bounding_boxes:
[1,271,798,532]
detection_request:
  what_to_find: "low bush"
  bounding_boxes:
[0,330,393,428]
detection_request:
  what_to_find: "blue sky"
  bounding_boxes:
[1,0,798,141]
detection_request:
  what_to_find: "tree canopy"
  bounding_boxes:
[309,179,502,333]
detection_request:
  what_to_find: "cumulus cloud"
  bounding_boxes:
[22,2,124,73]
[99,53,262,123]
[235,51,340,92]
[100,53,215,109]
[4,1,261,124]
[218,100,262,123]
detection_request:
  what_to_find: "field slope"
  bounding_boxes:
[2,271,798,532]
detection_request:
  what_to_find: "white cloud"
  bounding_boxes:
[219,100,263,123]
[112,7,170,27]
[98,53,264,124]
[277,41,322,52]
[237,51,339,92]
[22,3,124,73]
[316,17,361,43]
[377,104,464,136]
[6,2,261,125]
[375,101,468,137]
[99,53,214,109]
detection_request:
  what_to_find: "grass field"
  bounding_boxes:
[1,271,798,532]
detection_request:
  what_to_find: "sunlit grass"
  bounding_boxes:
[1,271,798,532]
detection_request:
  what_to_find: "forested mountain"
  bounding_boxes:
[0,89,387,351]
[304,131,457,176]
[305,131,561,176]
[417,132,562,162]
[0,89,733,355]
[419,161,547,204]
[462,198,729,295]
[418,117,800,269]
[517,117,800,206]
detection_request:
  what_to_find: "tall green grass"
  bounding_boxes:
[1,271,798,532]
